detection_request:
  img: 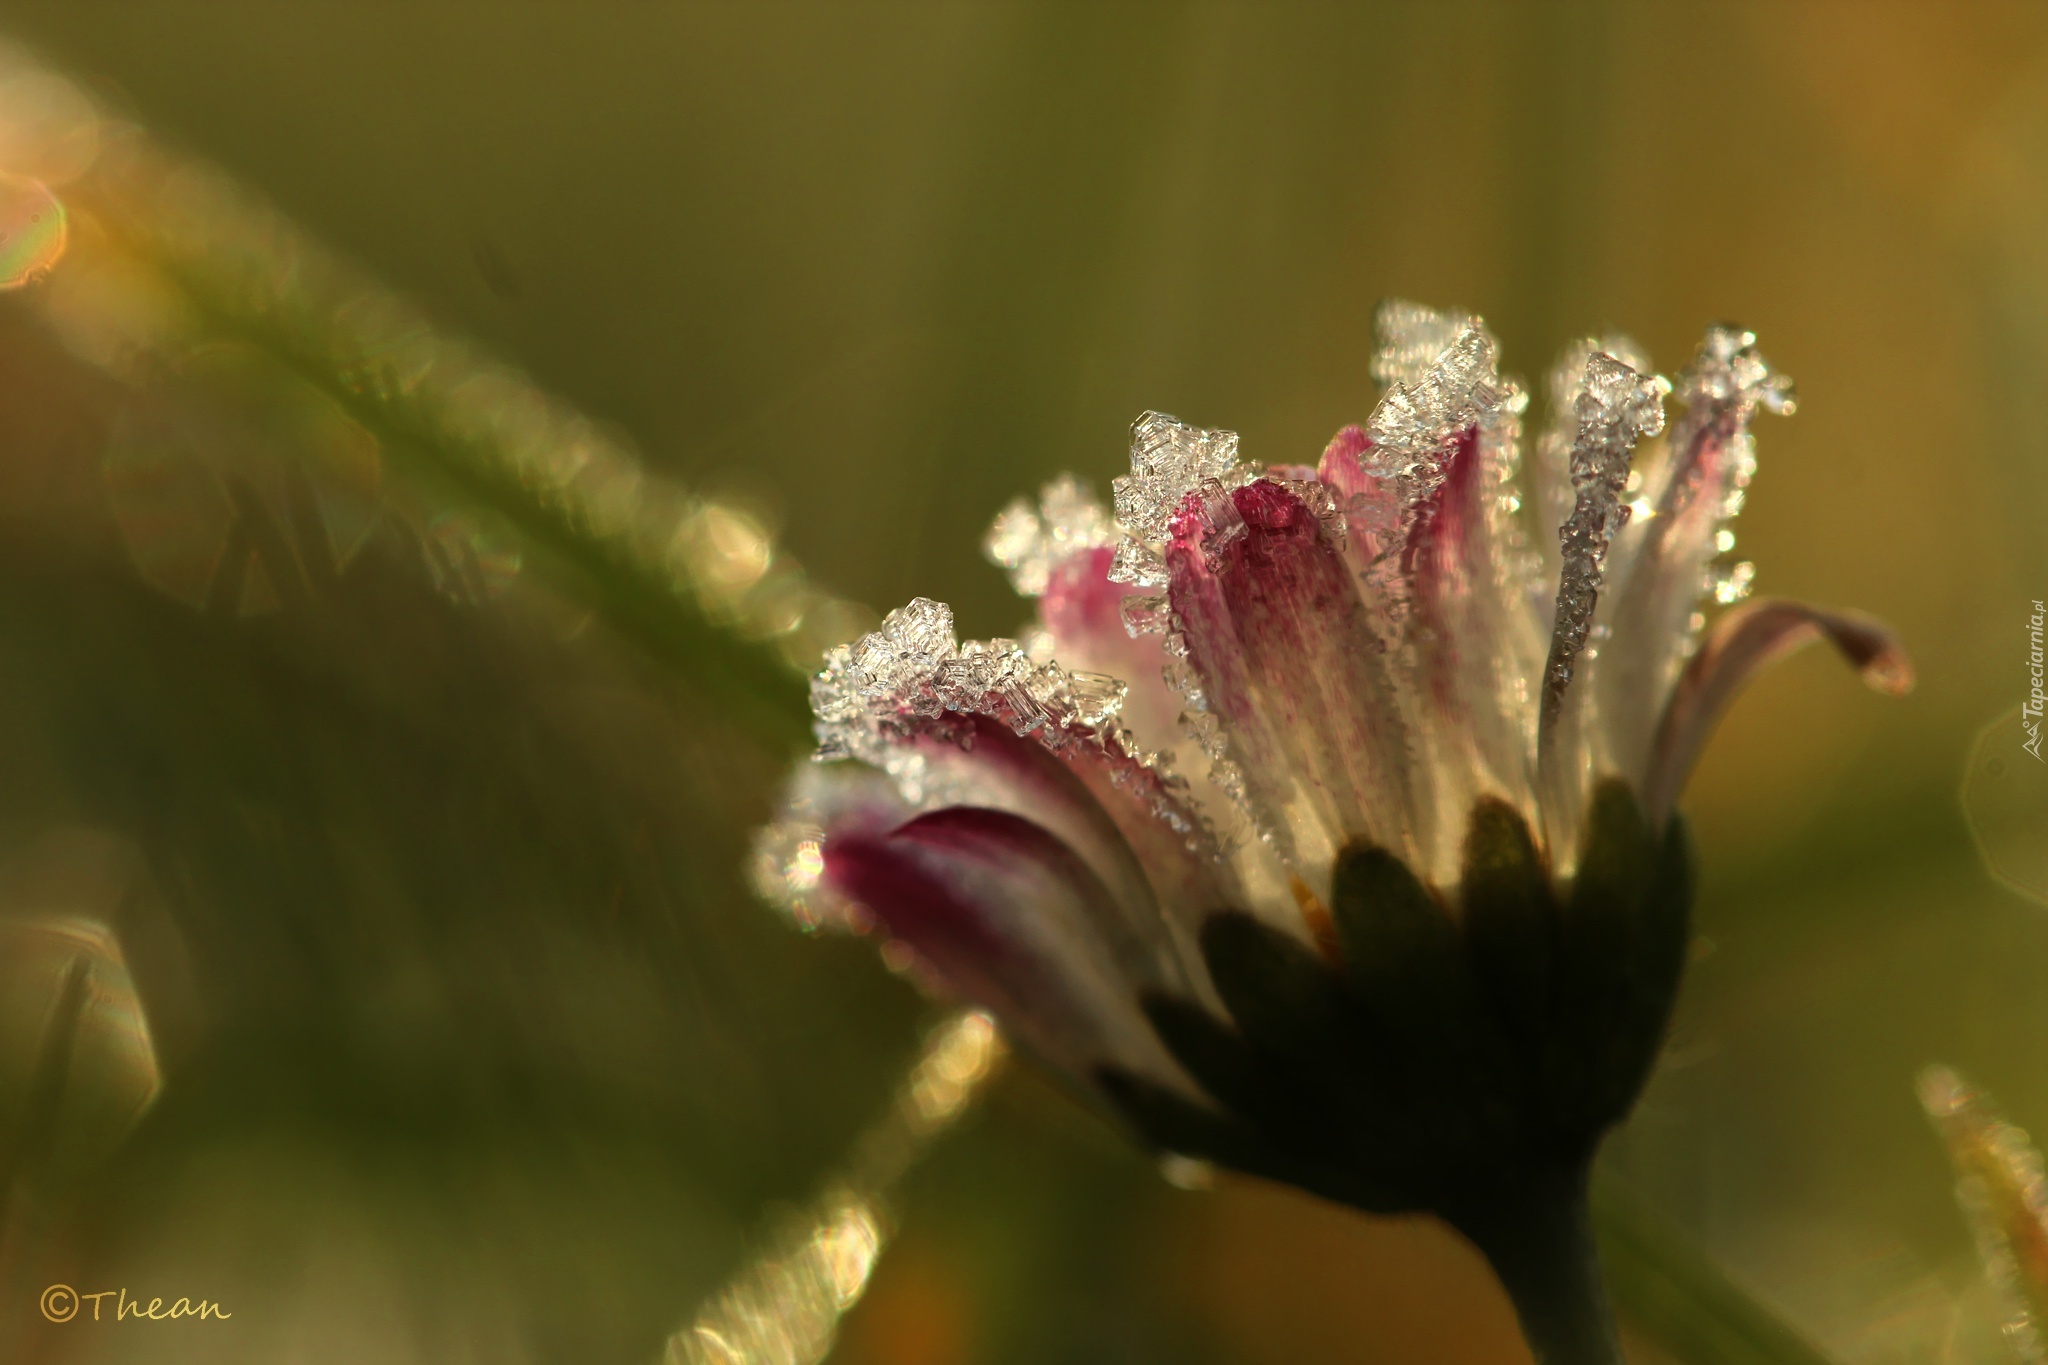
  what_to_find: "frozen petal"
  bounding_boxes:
[1395,420,1545,847]
[1166,478,1419,874]
[903,714,1226,989]
[1037,544,1183,753]
[1316,425,1402,593]
[1596,326,1794,786]
[751,761,908,930]
[1641,597,1912,822]
[1108,411,1251,586]
[1365,315,1510,474]
[824,807,1193,1092]
[1364,304,1547,872]
[807,587,1233,982]
[1533,333,1656,600]
[1535,351,1670,856]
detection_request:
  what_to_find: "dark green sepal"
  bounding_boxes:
[1542,780,1693,1137]
[1097,783,1695,1365]
[1139,990,1286,1123]
[1580,813,1693,1132]
[1328,842,1482,1056]
[1198,911,1354,1063]
[1092,1065,1276,1180]
[1459,796,1557,1045]
[1093,1064,1410,1216]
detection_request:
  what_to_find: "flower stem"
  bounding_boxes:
[1450,1162,1621,1365]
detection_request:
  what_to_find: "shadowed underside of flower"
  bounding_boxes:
[755,302,1912,1363]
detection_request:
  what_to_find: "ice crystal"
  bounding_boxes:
[1369,298,1479,390]
[984,474,1114,597]
[1108,412,1248,586]
[1357,303,1528,641]
[1541,352,1670,726]
[1537,334,1656,564]
[807,594,1202,842]
[1677,325,1797,422]
[1365,321,1511,469]
[1120,592,1171,638]
[1710,560,1755,605]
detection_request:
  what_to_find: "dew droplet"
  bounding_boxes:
[0,172,65,288]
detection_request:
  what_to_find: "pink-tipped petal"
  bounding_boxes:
[1642,597,1913,822]
[884,714,1220,997]
[1316,426,1404,598]
[1038,545,1184,751]
[1398,425,1544,827]
[824,806,1192,1091]
[1363,306,1551,871]
[1167,478,1418,867]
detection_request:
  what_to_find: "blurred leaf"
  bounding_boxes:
[1595,1178,1838,1365]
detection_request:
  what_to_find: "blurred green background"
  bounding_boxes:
[0,2,2044,1362]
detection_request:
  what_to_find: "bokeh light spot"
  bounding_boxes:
[1962,706,2048,904]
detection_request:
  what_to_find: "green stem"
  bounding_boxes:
[81,185,812,751]
[1451,1162,1621,1365]
[1591,1176,1836,1365]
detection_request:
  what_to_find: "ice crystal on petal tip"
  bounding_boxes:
[1540,351,1669,781]
[1108,412,1248,582]
[1683,325,1797,418]
[984,474,1114,597]
[1120,592,1171,638]
[1365,322,1512,466]
[1369,298,1483,389]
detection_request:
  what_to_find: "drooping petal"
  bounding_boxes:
[1165,477,1420,878]
[1595,326,1795,786]
[1641,597,1913,822]
[823,806,1193,1094]
[896,715,1229,996]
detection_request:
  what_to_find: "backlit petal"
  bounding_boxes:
[1641,597,1912,822]
[1167,478,1419,876]
[824,807,1192,1093]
